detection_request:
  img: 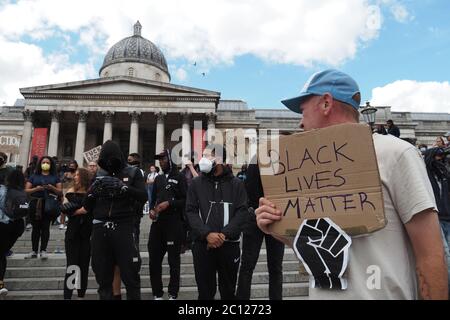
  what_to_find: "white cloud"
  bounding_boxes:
[379,0,413,23]
[0,0,403,104]
[0,36,96,104]
[371,80,450,113]
[173,67,188,82]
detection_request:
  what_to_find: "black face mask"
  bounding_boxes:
[68,168,76,173]
[128,160,140,167]
[0,158,5,167]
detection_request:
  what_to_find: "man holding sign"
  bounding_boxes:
[256,69,448,299]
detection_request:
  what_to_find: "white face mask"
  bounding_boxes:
[199,157,215,173]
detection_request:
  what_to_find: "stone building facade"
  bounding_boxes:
[0,22,449,168]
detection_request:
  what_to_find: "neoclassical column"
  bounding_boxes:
[102,111,114,143]
[155,112,166,155]
[74,111,88,165]
[129,111,140,154]
[181,113,191,163]
[19,110,34,169]
[207,112,216,143]
[47,110,61,157]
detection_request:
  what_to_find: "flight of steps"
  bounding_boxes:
[4,218,309,300]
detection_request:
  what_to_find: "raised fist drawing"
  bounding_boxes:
[294,218,352,290]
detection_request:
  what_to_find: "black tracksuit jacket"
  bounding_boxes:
[186,168,249,242]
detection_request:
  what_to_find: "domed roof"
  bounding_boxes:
[99,21,169,76]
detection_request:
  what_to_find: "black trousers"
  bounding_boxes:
[31,216,52,253]
[91,221,142,300]
[0,220,25,280]
[236,221,285,300]
[63,225,92,299]
[148,218,183,298]
[192,241,241,300]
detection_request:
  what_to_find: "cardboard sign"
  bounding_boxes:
[83,145,102,163]
[260,123,386,239]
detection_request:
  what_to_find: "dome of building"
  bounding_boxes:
[99,21,170,82]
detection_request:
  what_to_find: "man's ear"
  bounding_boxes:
[321,93,334,116]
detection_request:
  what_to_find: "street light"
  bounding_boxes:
[361,101,378,130]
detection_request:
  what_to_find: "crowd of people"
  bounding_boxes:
[0,70,449,300]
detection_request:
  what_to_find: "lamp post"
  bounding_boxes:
[361,101,378,131]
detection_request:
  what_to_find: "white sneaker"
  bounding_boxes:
[168,295,177,300]
[59,224,65,230]
[154,296,164,300]
[0,283,8,297]
[40,251,48,260]
[24,251,37,259]
[26,223,32,231]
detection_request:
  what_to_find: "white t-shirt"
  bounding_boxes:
[309,133,437,300]
[147,172,158,183]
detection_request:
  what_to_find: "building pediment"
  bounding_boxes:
[20,76,220,101]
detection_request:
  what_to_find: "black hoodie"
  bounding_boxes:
[185,165,249,242]
[84,140,147,222]
[424,148,450,221]
[150,149,187,221]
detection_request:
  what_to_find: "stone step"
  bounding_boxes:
[3,282,309,300]
[5,260,304,278]
[6,250,299,268]
[12,245,150,254]
[4,271,308,291]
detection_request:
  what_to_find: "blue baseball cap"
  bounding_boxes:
[281,69,361,114]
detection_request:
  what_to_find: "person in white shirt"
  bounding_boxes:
[256,69,448,300]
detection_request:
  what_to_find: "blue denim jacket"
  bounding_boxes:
[0,184,11,224]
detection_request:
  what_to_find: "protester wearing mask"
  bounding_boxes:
[180,153,200,253]
[25,156,62,259]
[108,153,146,300]
[61,168,92,300]
[84,140,147,300]
[236,161,285,300]
[424,147,450,293]
[148,149,187,300]
[418,144,428,157]
[0,170,28,297]
[186,144,248,300]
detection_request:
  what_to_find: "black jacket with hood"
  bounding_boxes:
[84,140,147,222]
[150,149,187,221]
[186,165,248,242]
[424,148,450,221]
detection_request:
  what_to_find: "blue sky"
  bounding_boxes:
[0,0,449,113]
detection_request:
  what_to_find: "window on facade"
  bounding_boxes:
[64,139,74,157]
[155,73,161,81]
[104,71,109,77]
[128,67,134,77]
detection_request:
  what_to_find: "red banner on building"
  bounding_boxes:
[29,128,48,163]
[192,128,205,162]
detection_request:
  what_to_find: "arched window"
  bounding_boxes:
[104,71,109,77]
[128,67,134,77]
[155,73,161,81]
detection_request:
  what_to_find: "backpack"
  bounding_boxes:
[5,188,30,219]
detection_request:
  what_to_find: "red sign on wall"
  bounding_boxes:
[29,128,48,163]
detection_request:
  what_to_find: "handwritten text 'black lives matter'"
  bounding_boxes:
[270,141,376,219]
